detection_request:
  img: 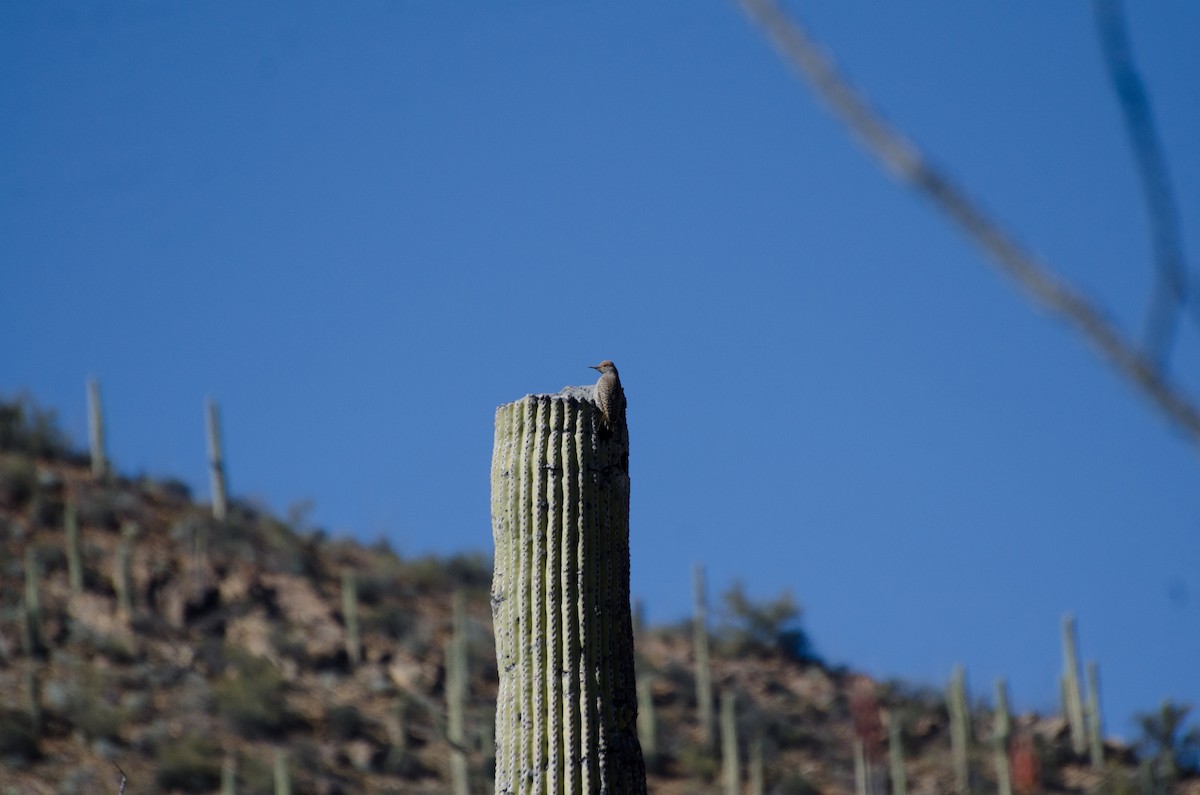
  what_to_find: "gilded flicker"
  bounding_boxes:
[589,360,625,428]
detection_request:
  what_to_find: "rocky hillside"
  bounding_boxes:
[0,395,1195,795]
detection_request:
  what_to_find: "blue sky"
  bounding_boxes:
[3,3,1198,740]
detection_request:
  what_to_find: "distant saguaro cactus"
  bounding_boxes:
[636,675,658,767]
[888,718,908,795]
[720,690,740,795]
[87,377,107,478]
[222,751,237,795]
[206,397,228,521]
[114,523,135,616]
[693,562,716,749]
[274,749,290,795]
[1085,661,1104,769]
[948,665,971,795]
[448,589,469,795]
[994,679,1013,795]
[341,570,361,667]
[65,503,83,594]
[749,733,764,795]
[489,387,645,795]
[1061,614,1086,755]
[22,546,43,655]
[24,664,42,736]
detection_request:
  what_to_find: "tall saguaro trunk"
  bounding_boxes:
[206,398,228,521]
[489,388,646,795]
[87,377,107,479]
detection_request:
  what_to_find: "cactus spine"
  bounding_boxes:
[274,749,290,795]
[720,690,739,795]
[948,665,971,795]
[489,390,645,795]
[87,377,107,478]
[1085,661,1104,769]
[22,546,43,655]
[993,679,1012,795]
[888,718,908,795]
[341,570,361,667]
[65,503,83,594]
[693,562,716,749]
[448,589,469,795]
[206,397,228,521]
[1061,614,1086,755]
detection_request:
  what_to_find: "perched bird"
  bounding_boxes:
[589,360,626,428]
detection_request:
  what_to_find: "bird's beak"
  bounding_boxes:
[589,364,601,371]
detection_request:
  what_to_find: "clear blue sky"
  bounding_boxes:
[3,2,1198,740]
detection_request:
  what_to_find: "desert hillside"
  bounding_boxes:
[0,394,1195,795]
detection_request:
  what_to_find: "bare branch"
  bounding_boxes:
[1092,0,1198,368]
[736,0,1200,447]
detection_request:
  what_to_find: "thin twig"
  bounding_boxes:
[113,761,127,795]
[736,0,1200,447]
[1092,0,1199,368]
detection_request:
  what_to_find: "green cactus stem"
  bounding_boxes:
[994,679,1012,795]
[1061,614,1086,755]
[222,751,237,795]
[87,377,107,478]
[1085,662,1104,769]
[853,738,868,795]
[888,718,908,795]
[65,503,83,594]
[115,523,135,616]
[24,664,42,736]
[490,389,645,795]
[693,562,716,749]
[448,589,469,795]
[720,690,739,795]
[274,749,290,795]
[206,397,228,522]
[749,733,764,795]
[22,546,43,655]
[341,570,361,667]
[636,675,658,766]
[948,665,971,795]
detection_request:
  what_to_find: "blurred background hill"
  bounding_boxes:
[2,394,1199,794]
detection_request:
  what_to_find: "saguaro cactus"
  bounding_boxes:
[888,719,908,795]
[341,570,361,667]
[222,751,237,795]
[22,547,43,655]
[948,665,971,795]
[65,503,83,594]
[1085,662,1104,769]
[489,387,645,795]
[1061,615,1086,755]
[114,524,135,616]
[720,690,740,795]
[87,377,107,478]
[274,749,291,795]
[448,589,470,795]
[636,675,658,766]
[853,738,869,795]
[994,679,1012,795]
[749,733,764,795]
[693,562,716,749]
[206,397,228,521]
